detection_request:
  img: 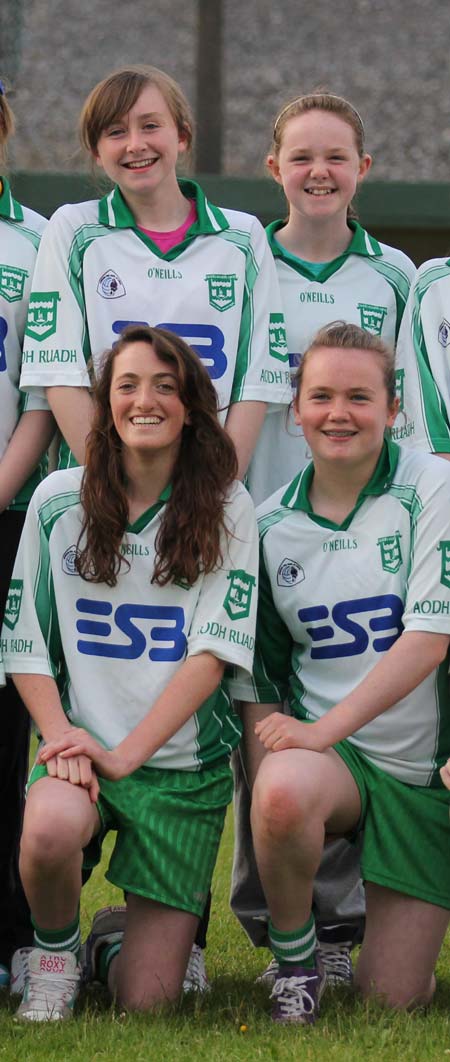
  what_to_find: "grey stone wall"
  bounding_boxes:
[3,0,450,181]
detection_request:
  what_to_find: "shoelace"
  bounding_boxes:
[271,974,316,1018]
[258,957,279,982]
[23,972,79,1012]
[319,943,352,979]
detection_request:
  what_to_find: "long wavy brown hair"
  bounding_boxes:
[77,325,238,587]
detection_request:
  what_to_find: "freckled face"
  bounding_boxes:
[94,84,187,201]
[269,110,371,222]
[294,346,398,474]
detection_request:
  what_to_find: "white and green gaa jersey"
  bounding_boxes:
[20,179,290,466]
[247,221,415,504]
[2,470,258,771]
[232,440,450,786]
[394,258,450,453]
[0,178,48,508]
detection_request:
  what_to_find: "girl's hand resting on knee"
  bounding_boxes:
[38,728,125,781]
[44,751,100,802]
[255,712,327,753]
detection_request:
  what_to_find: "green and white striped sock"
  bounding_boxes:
[269,912,317,969]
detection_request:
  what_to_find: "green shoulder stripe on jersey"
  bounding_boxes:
[251,546,292,702]
[410,264,450,447]
[388,481,423,589]
[257,502,293,545]
[97,179,229,261]
[218,227,259,402]
[34,520,63,678]
[266,220,382,284]
[2,216,41,251]
[364,258,413,338]
[0,176,24,221]
[68,221,113,367]
[34,488,80,674]
[38,489,81,540]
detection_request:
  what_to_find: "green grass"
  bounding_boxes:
[2,812,450,1061]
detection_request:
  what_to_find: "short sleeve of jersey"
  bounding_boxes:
[227,215,291,407]
[187,482,258,675]
[228,532,293,701]
[20,205,92,392]
[393,260,450,453]
[399,452,450,633]
[2,479,63,677]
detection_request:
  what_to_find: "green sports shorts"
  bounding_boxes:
[335,739,450,909]
[29,759,233,917]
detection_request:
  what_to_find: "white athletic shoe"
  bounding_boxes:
[10,946,32,996]
[15,947,81,1022]
[183,943,210,994]
[256,955,279,986]
[319,941,353,986]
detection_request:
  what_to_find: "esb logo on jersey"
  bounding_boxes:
[75,598,186,661]
[112,320,227,380]
[298,593,403,659]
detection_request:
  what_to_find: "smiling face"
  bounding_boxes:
[109,340,190,463]
[268,110,371,224]
[294,345,398,478]
[94,83,187,204]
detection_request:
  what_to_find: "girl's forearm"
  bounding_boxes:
[46,386,94,467]
[0,411,55,511]
[314,630,450,748]
[225,401,267,479]
[11,672,70,741]
[114,652,225,774]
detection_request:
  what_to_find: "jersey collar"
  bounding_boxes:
[127,483,172,534]
[98,178,229,236]
[266,219,383,283]
[0,176,24,222]
[281,436,400,530]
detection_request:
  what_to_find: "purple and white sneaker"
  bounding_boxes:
[270,959,326,1024]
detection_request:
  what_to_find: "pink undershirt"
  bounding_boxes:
[138,199,197,252]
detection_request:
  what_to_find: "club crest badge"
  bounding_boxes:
[0,264,28,303]
[269,313,289,361]
[223,570,256,621]
[277,558,305,587]
[205,273,237,312]
[377,533,403,574]
[358,303,388,336]
[97,270,126,299]
[25,291,60,341]
[3,580,23,631]
[438,540,450,588]
[62,545,81,575]
[438,319,450,348]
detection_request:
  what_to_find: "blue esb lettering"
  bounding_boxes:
[76,599,186,661]
[298,594,403,659]
[112,320,227,380]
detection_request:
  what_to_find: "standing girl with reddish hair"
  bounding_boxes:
[238,90,417,986]
[19,65,289,478]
